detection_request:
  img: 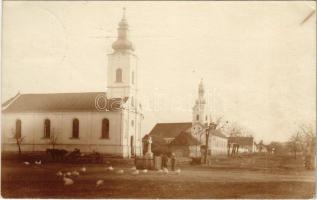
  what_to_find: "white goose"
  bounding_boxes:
[81,167,86,173]
[35,160,42,165]
[56,171,63,176]
[63,176,74,186]
[96,180,104,187]
[107,166,114,171]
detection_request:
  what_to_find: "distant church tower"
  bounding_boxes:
[107,8,138,106]
[192,79,209,126]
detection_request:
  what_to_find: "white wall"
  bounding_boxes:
[1,110,142,157]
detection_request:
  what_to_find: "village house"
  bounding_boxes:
[228,136,256,155]
[144,80,228,158]
[1,11,143,158]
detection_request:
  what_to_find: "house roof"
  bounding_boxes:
[212,129,228,139]
[148,122,192,138]
[228,136,254,146]
[170,131,200,146]
[2,92,128,113]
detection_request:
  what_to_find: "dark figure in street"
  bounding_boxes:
[161,153,168,169]
[171,152,176,171]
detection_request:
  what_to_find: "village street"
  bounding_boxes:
[1,155,315,198]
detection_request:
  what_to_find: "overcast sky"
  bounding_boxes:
[2,1,316,143]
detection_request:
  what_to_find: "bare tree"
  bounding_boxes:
[12,130,24,159]
[49,128,58,149]
[288,132,303,159]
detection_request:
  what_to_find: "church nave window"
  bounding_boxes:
[131,120,134,127]
[116,68,123,82]
[196,115,199,121]
[101,118,110,139]
[15,119,22,139]
[72,118,79,138]
[44,119,51,138]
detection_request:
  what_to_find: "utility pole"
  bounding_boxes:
[204,122,217,164]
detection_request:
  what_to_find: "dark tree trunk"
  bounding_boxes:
[204,132,210,164]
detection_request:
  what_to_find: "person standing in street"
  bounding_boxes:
[171,152,176,171]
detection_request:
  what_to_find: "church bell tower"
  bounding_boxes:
[107,8,138,103]
[192,79,209,125]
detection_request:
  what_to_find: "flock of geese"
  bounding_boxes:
[23,160,182,187]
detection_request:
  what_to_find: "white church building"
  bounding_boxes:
[2,11,143,158]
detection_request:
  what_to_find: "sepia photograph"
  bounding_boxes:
[1,1,316,198]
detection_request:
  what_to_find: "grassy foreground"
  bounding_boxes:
[1,154,315,198]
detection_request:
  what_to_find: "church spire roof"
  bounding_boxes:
[198,78,205,96]
[112,7,135,52]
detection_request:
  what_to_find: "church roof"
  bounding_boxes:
[2,92,128,113]
[212,129,228,139]
[148,122,192,138]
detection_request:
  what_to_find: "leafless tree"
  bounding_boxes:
[12,130,24,159]
[49,128,58,149]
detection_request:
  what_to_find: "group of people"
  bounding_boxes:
[161,152,177,171]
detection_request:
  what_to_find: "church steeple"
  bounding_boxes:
[112,8,135,52]
[193,79,208,125]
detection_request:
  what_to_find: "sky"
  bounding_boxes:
[2,1,316,143]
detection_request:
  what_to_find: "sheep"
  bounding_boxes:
[24,162,30,165]
[131,170,139,175]
[163,168,169,174]
[142,169,148,173]
[96,180,104,187]
[116,169,124,174]
[130,166,136,170]
[175,168,181,175]
[66,172,72,176]
[63,176,74,186]
[157,169,163,173]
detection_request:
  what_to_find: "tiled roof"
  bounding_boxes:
[212,129,228,139]
[148,122,192,138]
[2,92,128,113]
[170,131,200,146]
[228,136,254,146]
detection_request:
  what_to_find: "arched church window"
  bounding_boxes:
[131,120,134,127]
[101,118,109,139]
[44,119,51,138]
[205,115,208,121]
[132,71,134,84]
[116,68,122,82]
[72,118,79,138]
[196,115,199,121]
[16,119,22,139]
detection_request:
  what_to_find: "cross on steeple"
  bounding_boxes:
[122,7,126,20]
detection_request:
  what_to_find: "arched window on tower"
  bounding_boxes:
[72,118,79,138]
[44,119,51,138]
[16,119,22,139]
[132,71,134,84]
[101,118,109,139]
[196,115,199,121]
[116,68,122,82]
